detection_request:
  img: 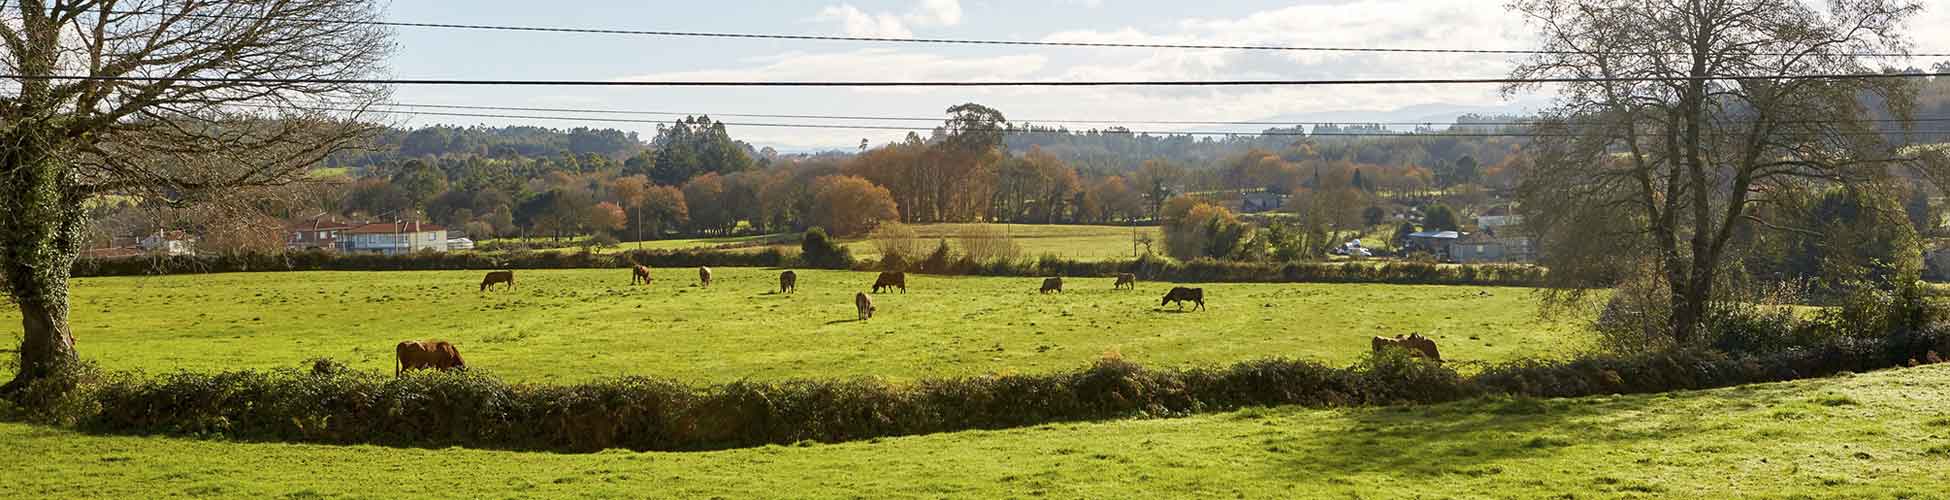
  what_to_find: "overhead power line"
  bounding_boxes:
[9,72,1950,87]
[369,102,1950,128]
[235,103,1950,139]
[91,9,1950,58]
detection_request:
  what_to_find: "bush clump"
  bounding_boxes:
[798,227,854,269]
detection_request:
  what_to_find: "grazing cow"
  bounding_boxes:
[396,340,466,376]
[698,266,713,288]
[1114,273,1137,290]
[779,270,798,294]
[631,265,653,285]
[872,271,907,293]
[1161,287,1205,311]
[480,271,515,292]
[1040,277,1064,294]
[855,292,876,320]
[1371,333,1443,362]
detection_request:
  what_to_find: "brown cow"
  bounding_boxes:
[855,292,875,320]
[631,264,653,285]
[698,266,713,288]
[1113,273,1137,290]
[872,271,906,293]
[1040,277,1064,294]
[396,340,466,376]
[480,271,515,292]
[1161,287,1204,311]
[780,270,798,294]
[1371,333,1442,362]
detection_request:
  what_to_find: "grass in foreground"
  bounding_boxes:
[4,364,1946,498]
[0,268,1581,384]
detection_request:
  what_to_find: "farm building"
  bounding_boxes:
[1240,191,1287,213]
[1447,230,1537,263]
[1476,205,1523,230]
[287,219,356,251]
[1403,230,1460,258]
[338,222,448,255]
[138,230,196,256]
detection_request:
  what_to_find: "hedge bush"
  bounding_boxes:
[857,254,1545,286]
[9,324,1943,453]
[72,247,806,277]
[73,249,1542,286]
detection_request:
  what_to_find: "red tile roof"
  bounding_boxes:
[287,220,357,232]
[343,222,447,235]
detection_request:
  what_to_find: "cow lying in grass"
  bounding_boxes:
[396,340,466,376]
[1371,333,1442,362]
[1161,286,1204,311]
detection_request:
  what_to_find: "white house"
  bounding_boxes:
[1477,206,1523,230]
[338,222,448,255]
[138,230,195,256]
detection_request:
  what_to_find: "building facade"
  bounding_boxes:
[1448,231,1537,263]
[138,230,196,256]
[338,222,449,255]
[287,220,355,251]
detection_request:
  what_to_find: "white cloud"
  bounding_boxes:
[906,0,962,27]
[617,48,1046,83]
[629,0,1559,148]
[814,5,913,38]
[813,0,962,38]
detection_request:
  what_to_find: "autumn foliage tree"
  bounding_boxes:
[810,176,900,237]
[1160,196,1253,260]
[588,202,627,236]
[639,185,689,240]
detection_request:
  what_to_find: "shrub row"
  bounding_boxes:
[879,254,1546,286]
[72,249,1543,286]
[71,248,801,277]
[13,327,1943,453]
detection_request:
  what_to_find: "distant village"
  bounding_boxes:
[84,220,473,259]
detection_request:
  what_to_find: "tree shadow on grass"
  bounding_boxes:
[1260,376,1851,483]
[823,318,865,325]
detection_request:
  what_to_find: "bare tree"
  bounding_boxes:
[0,0,391,393]
[1505,0,1948,344]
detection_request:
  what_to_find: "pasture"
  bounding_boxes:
[0,268,1581,384]
[534,223,1166,262]
[4,364,1944,498]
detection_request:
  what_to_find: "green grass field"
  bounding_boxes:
[0,268,1582,384]
[843,223,1163,262]
[523,223,1166,262]
[5,363,1945,498]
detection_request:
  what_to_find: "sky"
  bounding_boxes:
[381,0,1950,152]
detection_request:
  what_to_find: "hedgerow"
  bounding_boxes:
[7,324,1941,453]
[73,249,1542,287]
